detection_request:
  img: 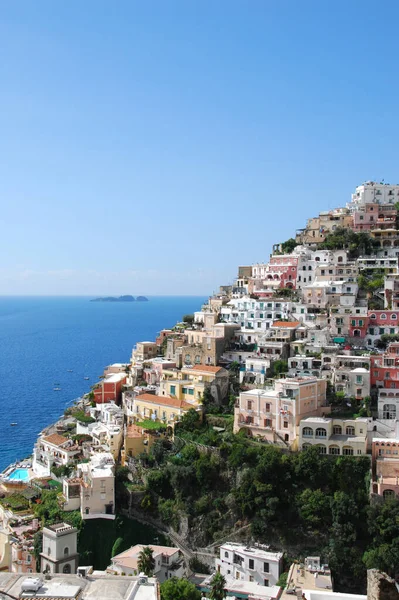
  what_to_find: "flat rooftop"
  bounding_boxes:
[0,573,159,600]
[221,542,283,561]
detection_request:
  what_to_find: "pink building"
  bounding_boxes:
[370,342,399,389]
[353,203,397,232]
[371,438,399,499]
[234,376,329,447]
[265,256,298,289]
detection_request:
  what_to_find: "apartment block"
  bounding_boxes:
[299,417,369,455]
[371,438,399,499]
[234,376,329,447]
[78,452,115,520]
[216,543,283,588]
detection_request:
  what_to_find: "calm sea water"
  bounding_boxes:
[0,296,205,471]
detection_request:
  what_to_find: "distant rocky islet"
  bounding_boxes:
[90,295,149,302]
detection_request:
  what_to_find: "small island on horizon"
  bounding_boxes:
[90,295,149,302]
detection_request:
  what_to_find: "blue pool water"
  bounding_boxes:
[0,296,206,471]
[8,468,29,481]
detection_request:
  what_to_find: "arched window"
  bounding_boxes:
[338,256,343,263]
[383,489,395,499]
[329,446,340,455]
[392,314,397,320]
[333,425,342,435]
[370,313,376,319]
[353,329,361,337]
[302,427,313,437]
[63,564,71,574]
[302,443,311,450]
[381,314,387,320]
[315,428,327,438]
[383,404,396,419]
[64,547,69,556]
[316,445,327,454]
[185,354,191,365]
[195,355,201,364]
[346,426,355,436]
[343,447,354,455]
[225,551,229,558]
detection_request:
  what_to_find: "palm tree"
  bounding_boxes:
[137,546,155,576]
[210,572,226,600]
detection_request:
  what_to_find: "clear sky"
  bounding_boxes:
[1,0,399,296]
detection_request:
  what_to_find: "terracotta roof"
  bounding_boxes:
[113,544,179,569]
[126,425,146,438]
[135,393,192,409]
[42,434,69,447]
[190,365,222,373]
[272,321,301,328]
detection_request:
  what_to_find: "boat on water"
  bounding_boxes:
[53,387,61,391]
[67,369,73,372]
[84,377,90,380]
[10,423,17,426]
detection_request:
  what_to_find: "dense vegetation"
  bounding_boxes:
[319,227,378,257]
[128,411,399,592]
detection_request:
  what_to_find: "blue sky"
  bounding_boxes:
[1,0,399,295]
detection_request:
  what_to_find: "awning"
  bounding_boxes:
[333,337,346,344]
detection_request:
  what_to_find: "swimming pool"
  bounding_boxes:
[7,468,29,482]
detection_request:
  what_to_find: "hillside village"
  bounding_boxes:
[2,181,399,600]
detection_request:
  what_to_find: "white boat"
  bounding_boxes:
[53,387,61,391]
[84,377,90,380]
[10,422,17,426]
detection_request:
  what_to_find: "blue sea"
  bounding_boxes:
[0,296,206,471]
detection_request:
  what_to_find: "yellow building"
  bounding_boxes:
[133,393,194,424]
[159,365,229,404]
[121,425,157,465]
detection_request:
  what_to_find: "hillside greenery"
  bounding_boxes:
[130,412,399,592]
[319,228,378,257]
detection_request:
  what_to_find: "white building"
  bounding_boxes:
[108,544,184,582]
[349,181,399,209]
[220,296,292,334]
[90,422,123,459]
[299,417,370,455]
[78,452,115,520]
[40,523,79,575]
[32,434,80,478]
[216,542,283,588]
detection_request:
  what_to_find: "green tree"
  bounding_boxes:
[111,537,125,558]
[210,572,227,600]
[179,408,201,431]
[137,546,155,576]
[182,314,195,325]
[160,577,201,600]
[298,488,331,529]
[281,238,297,254]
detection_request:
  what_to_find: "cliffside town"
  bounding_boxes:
[1,181,399,600]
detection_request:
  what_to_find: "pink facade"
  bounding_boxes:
[371,439,399,499]
[371,343,399,389]
[368,310,399,327]
[352,203,397,232]
[349,315,369,338]
[234,377,329,446]
[265,256,298,289]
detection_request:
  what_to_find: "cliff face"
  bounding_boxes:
[367,570,399,600]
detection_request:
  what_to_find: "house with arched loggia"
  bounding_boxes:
[371,438,399,499]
